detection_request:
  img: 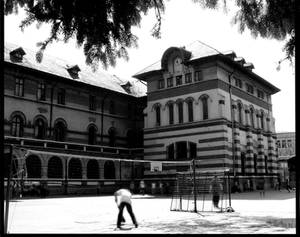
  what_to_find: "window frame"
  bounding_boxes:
[185,73,192,84]
[57,88,66,105]
[37,82,46,101]
[15,78,24,97]
[194,70,203,82]
[176,75,183,86]
[167,77,173,88]
[89,95,96,111]
[158,79,165,89]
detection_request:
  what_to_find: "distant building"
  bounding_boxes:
[276,132,296,186]
[134,41,280,190]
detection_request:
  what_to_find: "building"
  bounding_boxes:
[276,132,296,186]
[4,40,282,194]
[133,41,280,191]
[4,42,147,195]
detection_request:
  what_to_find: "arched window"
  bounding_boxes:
[250,107,255,127]
[108,127,116,147]
[104,161,115,179]
[177,101,183,123]
[26,155,41,178]
[238,103,243,124]
[68,158,82,179]
[201,96,208,120]
[187,100,193,122]
[155,106,161,126]
[54,120,67,142]
[11,115,24,137]
[176,141,187,159]
[34,118,46,139]
[48,156,63,178]
[260,111,264,130]
[87,160,99,179]
[264,155,268,174]
[88,125,97,145]
[241,152,246,175]
[253,154,258,175]
[168,103,174,125]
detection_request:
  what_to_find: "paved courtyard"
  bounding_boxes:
[6,189,296,234]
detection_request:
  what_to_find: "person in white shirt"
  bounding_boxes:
[114,188,138,228]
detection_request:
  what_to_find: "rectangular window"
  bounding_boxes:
[57,88,66,105]
[167,77,173,87]
[194,70,203,82]
[158,79,165,89]
[257,89,264,99]
[176,75,182,86]
[246,83,254,94]
[287,139,292,147]
[185,73,192,83]
[89,95,96,111]
[109,100,115,114]
[235,78,242,88]
[37,82,46,101]
[15,78,24,97]
[282,140,287,148]
[176,141,187,159]
[276,140,281,148]
[188,100,193,122]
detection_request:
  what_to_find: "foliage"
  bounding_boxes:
[5,0,295,69]
[5,0,164,70]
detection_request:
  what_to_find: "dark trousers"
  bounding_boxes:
[212,194,220,208]
[117,202,137,227]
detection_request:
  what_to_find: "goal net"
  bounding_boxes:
[170,163,233,213]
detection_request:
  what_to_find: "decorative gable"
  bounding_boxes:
[9,47,26,62]
[161,47,192,73]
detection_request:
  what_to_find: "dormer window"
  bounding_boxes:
[121,81,132,93]
[10,47,26,62]
[234,57,245,66]
[244,62,254,71]
[66,65,81,79]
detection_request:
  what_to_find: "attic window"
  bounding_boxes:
[10,47,26,62]
[121,81,132,93]
[243,62,255,71]
[66,65,81,79]
[234,57,245,66]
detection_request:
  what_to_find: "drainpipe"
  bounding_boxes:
[228,71,236,179]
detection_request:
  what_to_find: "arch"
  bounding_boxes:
[68,158,82,179]
[26,155,41,178]
[161,47,192,71]
[11,114,25,137]
[34,115,48,139]
[10,111,26,125]
[48,156,63,178]
[167,102,174,125]
[164,100,175,110]
[177,99,184,123]
[108,127,116,147]
[151,102,162,112]
[184,96,195,103]
[198,94,209,101]
[53,118,67,142]
[104,160,115,179]
[87,123,98,145]
[249,105,255,127]
[87,159,99,179]
[187,99,194,122]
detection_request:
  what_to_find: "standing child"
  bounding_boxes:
[209,175,223,210]
[114,188,138,229]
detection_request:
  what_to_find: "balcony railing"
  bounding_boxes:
[4,136,144,157]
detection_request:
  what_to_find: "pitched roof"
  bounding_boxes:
[4,42,147,97]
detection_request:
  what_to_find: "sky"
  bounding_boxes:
[4,0,295,133]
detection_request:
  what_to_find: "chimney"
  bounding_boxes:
[222,51,236,60]
[10,47,26,62]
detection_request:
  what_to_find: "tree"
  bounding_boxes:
[5,0,295,69]
[4,0,164,70]
[193,0,296,67]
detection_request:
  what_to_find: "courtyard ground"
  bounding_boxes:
[6,189,296,234]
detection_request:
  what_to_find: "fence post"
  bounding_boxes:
[192,159,197,213]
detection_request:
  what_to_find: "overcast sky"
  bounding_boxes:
[4,0,295,133]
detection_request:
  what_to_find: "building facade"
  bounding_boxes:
[276,132,296,186]
[4,43,147,194]
[133,41,280,190]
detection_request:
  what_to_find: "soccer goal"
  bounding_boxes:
[170,160,234,213]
